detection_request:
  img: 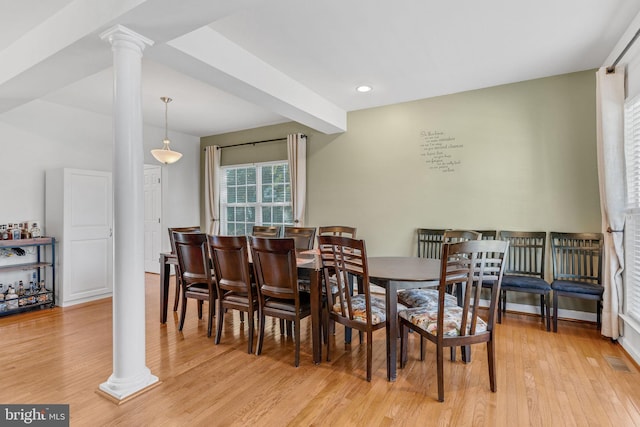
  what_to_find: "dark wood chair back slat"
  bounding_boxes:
[499,231,546,278]
[251,225,282,238]
[284,226,317,250]
[318,225,357,239]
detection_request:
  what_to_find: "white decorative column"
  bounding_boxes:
[99,25,159,401]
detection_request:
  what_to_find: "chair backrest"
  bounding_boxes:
[249,237,300,304]
[317,235,372,323]
[208,235,253,296]
[443,229,482,243]
[168,226,200,254]
[318,225,357,238]
[417,228,446,258]
[283,226,317,250]
[477,230,497,240]
[251,225,282,238]
[550,232,604,284]
[440,239,509,335]
[172,231,212,286]
[499,231,546,278]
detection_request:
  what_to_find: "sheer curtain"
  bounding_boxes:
[287,133,307,226]
[204,145,221,235]
[596,66,626,339]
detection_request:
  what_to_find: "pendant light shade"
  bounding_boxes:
[151,96,182,164]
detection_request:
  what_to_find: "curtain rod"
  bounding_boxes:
[607,27,640,73]
[205,134,307,151]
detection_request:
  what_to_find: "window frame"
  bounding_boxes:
[220,160,293,236]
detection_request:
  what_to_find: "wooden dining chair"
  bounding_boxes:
[249,236,311,367]
[318,235,385,381]
[283,226,316,250]
[172,231,217,337]
[498,231,551,330]
[318,225,358,343]
[550,232,604,332]
[208,235,258,353]
[168,226,201,312]
[406,229,482,361]
[399,239,509,401]
[251,225,281,238]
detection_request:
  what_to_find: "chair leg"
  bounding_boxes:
[197,300,203,319]
[207,297,214,338]
[539,294,545,326]
[498,290,505,323]
[326,319,332,362]
[294,317,301,367]
[487,338,496,392]
[420,337,426,361]
[437,343,445,402]
[366,330,373,382]
[544,293,551,332]
[178,289,188,331]
[239,311,245,322]
[255,310,265,356]
[597,300,602,330]
[247,309,255,354]
[173,277,181,311]
[553,292,559,332]
[214,300,224,344]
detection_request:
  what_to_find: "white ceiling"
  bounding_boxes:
[1,0,640,138]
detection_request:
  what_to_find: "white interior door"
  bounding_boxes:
[64,169,113,306]
[144,165,162,273]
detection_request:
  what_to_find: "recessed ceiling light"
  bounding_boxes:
[356,85,372,93]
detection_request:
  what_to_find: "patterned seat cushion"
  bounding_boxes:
[332,294,386,325]
[399,305,487,337]
[397,288,458,309]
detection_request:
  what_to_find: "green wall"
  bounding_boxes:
[201,70,601,313]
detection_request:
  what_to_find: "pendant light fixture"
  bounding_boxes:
[151,96,182,165]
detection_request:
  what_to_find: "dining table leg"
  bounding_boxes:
[310,268,322,364]
[159,253,170,324]
[384,279,398,381]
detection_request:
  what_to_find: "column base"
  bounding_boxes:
[98,368,160,403]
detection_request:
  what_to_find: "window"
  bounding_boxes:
[220,161,293,236]
[624,95,640,322]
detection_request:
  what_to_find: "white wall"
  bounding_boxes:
[0,99,200,253]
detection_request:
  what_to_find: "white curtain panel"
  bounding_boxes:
[287,133,307,226]
[204,145,221,235]
[596,66,625,339]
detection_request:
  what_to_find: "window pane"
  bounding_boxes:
[237,168,247,185]
[237,223,246,236]
[226,169,236,185]
[247,168,256,185]
[237,186,247,203]
[273,206,284,223]
[236,207,245,222]
[274,164,286,183]
[262,185,273,202]
[228,186,237,203]
[227,207,235,221]
[262,166,273,184]
[247,185,257,202]
[274,184,286,202]
[262,206,272,223]
[228,223,236,235]
[284,206,293,223]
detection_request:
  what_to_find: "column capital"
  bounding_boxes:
[100,24,154,50]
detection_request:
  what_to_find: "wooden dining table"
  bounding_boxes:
[158,250,325,365]
[365,256,441,381]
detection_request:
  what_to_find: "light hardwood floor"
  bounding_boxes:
[1,274,639,426]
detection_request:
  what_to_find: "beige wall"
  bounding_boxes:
[201,70,601,313]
